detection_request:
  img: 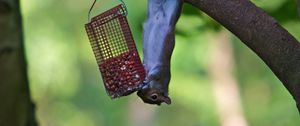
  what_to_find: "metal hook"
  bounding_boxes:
[88,0,97,22]
[87,0,128,22]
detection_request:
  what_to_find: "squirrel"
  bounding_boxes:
[137,0,183,105]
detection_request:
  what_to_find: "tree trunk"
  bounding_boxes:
[208,30,248,126]
[298,0,300,19]
[185,0,300,112]
[0,0,37,125]
[128,98,156,126]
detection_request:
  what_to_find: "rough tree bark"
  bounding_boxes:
[0,0,37,125]
[185,0,300,112]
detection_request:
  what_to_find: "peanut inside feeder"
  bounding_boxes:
[85,4,145,98]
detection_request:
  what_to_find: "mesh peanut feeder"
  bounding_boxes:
[85,1,145,98]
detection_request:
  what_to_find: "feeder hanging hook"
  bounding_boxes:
[88,0,128,22]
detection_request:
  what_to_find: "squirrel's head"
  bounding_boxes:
[137,67,171,105]
[137,84,171,105]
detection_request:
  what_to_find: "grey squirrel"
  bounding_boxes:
[137,0,183,105]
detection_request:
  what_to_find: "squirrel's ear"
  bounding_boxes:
[162,96,171,105]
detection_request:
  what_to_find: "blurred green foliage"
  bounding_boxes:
[21,0,300,126]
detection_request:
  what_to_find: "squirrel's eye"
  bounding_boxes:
[150,94,158,100]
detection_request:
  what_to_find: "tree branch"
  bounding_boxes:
[185,0,300,112]
[0,0,37,125]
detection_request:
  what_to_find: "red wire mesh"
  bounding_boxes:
[85,4,145,98]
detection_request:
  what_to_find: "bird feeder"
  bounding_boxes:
[85,1,145,98]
